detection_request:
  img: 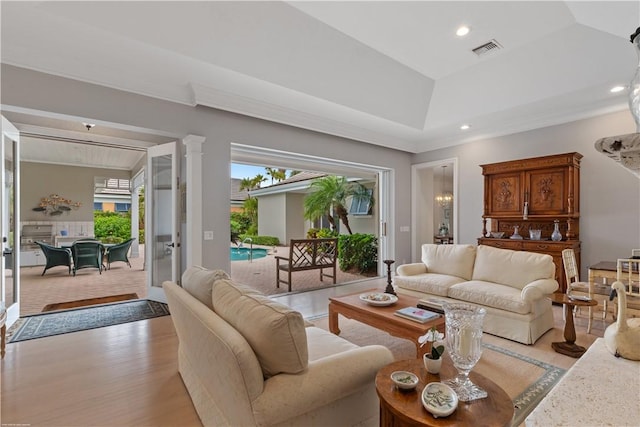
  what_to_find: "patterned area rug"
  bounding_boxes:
[8,300,170,343]
[311,316,565,426]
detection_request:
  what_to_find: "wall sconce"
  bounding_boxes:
[32,194,81,216]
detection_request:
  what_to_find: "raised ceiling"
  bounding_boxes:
[1,1,639,160]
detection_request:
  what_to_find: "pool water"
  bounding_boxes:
[230,247,268,261]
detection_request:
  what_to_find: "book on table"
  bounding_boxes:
[394,306,441,323]
[417,298,447,313]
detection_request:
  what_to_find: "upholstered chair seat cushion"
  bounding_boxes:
[212,278,308,377]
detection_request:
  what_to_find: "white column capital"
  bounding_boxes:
[183,134,205,154]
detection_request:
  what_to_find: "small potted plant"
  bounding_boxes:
[419,326,445,374]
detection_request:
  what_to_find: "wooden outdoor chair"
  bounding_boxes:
[275,238,338,292]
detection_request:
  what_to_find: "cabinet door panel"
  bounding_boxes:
[526,168,566,215]
[488,173,522,215]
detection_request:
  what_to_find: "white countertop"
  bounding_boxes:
[525,338,640,426]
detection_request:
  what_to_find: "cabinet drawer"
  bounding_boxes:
[522,241,557,253]
[479,239,523,250]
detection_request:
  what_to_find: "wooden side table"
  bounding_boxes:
[375,358,513,426]
[548,293,597,358]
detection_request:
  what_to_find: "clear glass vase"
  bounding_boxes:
[551,220,562,242]
[442,303,487,402]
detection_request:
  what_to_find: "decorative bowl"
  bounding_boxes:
[422,382,458,418]
[359,292,398,306]
[490,232,505,239]
[391,371,419,390]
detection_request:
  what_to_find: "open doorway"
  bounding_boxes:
[411,158,458,261]
[4,110,173,316]
[230,143,393,295]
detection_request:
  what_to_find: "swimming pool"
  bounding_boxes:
[230,247,268,261]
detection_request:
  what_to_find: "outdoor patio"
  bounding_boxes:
[14,244,375,316]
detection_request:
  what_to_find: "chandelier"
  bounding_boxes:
[435,165,453,208]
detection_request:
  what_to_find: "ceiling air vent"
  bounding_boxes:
[472,39,502,56]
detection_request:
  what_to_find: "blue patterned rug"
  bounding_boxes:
[8,300,170,343]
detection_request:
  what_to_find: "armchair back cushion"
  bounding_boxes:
[182,266,230,310]
[421,244,476,280]
[472,245,555,289]
[212,278,308,378]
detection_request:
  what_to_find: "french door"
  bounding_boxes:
[146,141,180,301]
[1,116,20,326]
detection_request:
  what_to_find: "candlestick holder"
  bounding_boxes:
[383,259,396,295]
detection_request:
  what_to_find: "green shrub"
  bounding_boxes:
[94,211,132,242]
[238,234,280,246]
[230,211,252,235]
[307,228,338,238]
[338,233,378,274]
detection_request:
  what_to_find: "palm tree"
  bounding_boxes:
[265,168,287,185]
[303,176,373,235]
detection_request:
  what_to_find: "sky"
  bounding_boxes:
[230,163,270,179]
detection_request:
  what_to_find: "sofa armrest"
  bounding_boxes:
[521,279,559,301]
[252,345,393,425]
[397,262,427,276]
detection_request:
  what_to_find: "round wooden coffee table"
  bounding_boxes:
[376,358,513,426]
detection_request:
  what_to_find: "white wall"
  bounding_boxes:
[257,193,286,243]
[412,110,640,278]
[21,162,130,222]
[284,193,305,242]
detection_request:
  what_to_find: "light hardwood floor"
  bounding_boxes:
[1,278,609,426]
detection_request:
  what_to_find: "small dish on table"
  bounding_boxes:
[422,382,458,418]
[359,292,398,306]
[490,232,505,239]
[390,371,419,390]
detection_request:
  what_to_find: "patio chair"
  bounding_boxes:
[105,238,135,270]
[71,241,104,276]
[35,241,72,276]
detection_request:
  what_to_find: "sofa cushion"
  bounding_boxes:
[395,273,466,296]
[181,266,230,310]
[472,245,555,290]
[448,280,531,314]
[305,326,360,361]
[212,278,308,378]
[421,244,476,281]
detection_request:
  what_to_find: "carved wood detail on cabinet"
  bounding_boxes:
[480,152,583,294]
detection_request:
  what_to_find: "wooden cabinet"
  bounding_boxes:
[479,152,582,293]
[21,249,45,267]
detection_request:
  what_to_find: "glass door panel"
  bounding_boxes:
[1,116,20,326]
[146,142,179,301]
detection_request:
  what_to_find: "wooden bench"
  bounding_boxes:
[276,238,338,292]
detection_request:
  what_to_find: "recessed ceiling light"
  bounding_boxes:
[610,85,625,93]
[460,124,471,130]
[456,26,470,37]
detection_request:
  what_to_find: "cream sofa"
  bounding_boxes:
[163,266,393,427]
[395,244,558,344]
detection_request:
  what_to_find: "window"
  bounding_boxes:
[94,202,103,211]
[349,189,372,215]
[115,203,131,212]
